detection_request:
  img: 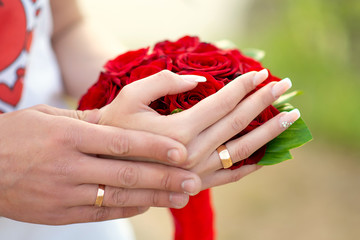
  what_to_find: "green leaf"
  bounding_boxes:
[242,48,266,61]
[258,150,293,166]
[171,108,183,114]
[258,104,313,165]
[273,91,303,108]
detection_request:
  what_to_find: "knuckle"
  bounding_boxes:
[54,158,74,177]
[54,124,81,149]
[93,207,110,222]
[119,84,132,96]
[74,110,85,120]
[156,69,174,79]
[160,172,172,191]
[116,165,138,187]
[111,188,129,206]
[243,75,257,92]
[150,191,162,206]
[108,133,130,155]
[262,90,276,106]
[234,141,252,160]
[230,115,249,133]
[32,104,49,112]
[218,95,238,113]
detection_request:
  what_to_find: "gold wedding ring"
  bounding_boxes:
[94,184,105,207]
[217,145,233,169]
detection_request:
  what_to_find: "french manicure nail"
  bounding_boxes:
[272,78,292,98]
[180,75,207,83]
[279,108,301,128]
[253,69,269,85]
[181,179,196,196]
[169,193,189,208]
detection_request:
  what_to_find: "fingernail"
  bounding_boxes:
[138,206,149,213]
[253,69,269,85]
[169,193,189,208]
[167,149,181,164]
[181,179,196,196]
[279,108,301,128]
[180,75,207,83]
[272,78,292,98]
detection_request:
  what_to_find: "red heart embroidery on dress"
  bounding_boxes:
[0,76,23,106]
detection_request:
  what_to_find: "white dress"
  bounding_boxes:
[0,0,135,239]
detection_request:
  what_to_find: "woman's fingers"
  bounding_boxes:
[176,69,269,136]
[116,70,206,105]
[72,156,201,195]
[99,70,206,142]
[190,77,293,160]
[192,109,301,175]
[201,165,262,190]
[224,109,301,165]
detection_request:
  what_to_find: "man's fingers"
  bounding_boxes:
[73,157,201,195]
[34,104,191,165]
[73,185,190,209]
[58,119,189,165]
[64,206,149,224]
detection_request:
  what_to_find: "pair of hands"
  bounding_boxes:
[0,69,294,225]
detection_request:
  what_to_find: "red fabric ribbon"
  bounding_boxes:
[170,189,215,240]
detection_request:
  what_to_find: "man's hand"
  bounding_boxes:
[0,105,201,224]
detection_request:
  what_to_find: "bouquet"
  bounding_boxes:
[78,36,312,240]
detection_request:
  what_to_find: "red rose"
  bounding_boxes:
[78,35,288,240]
[154,36,200,60]
[229,49,263,73]
[128,55,173,83]
[78,72,120,110]
[193,42,220,53]
[149,97,171,115]
[79,36,282,166]
[104,48,149,76]
[229,49,281,88]
[175,50,240,82]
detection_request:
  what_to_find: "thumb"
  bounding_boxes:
[124,70,207,105]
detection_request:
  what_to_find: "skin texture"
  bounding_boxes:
[0,104,203,224]
[100,69,295,190]
[0,0,297,225]
[0,0,198,224]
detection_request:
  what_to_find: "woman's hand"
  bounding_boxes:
[0,105,202,224]
[100,70,300,190]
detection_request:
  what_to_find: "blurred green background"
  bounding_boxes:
[239,0,360,150]
[79,0,360,239]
